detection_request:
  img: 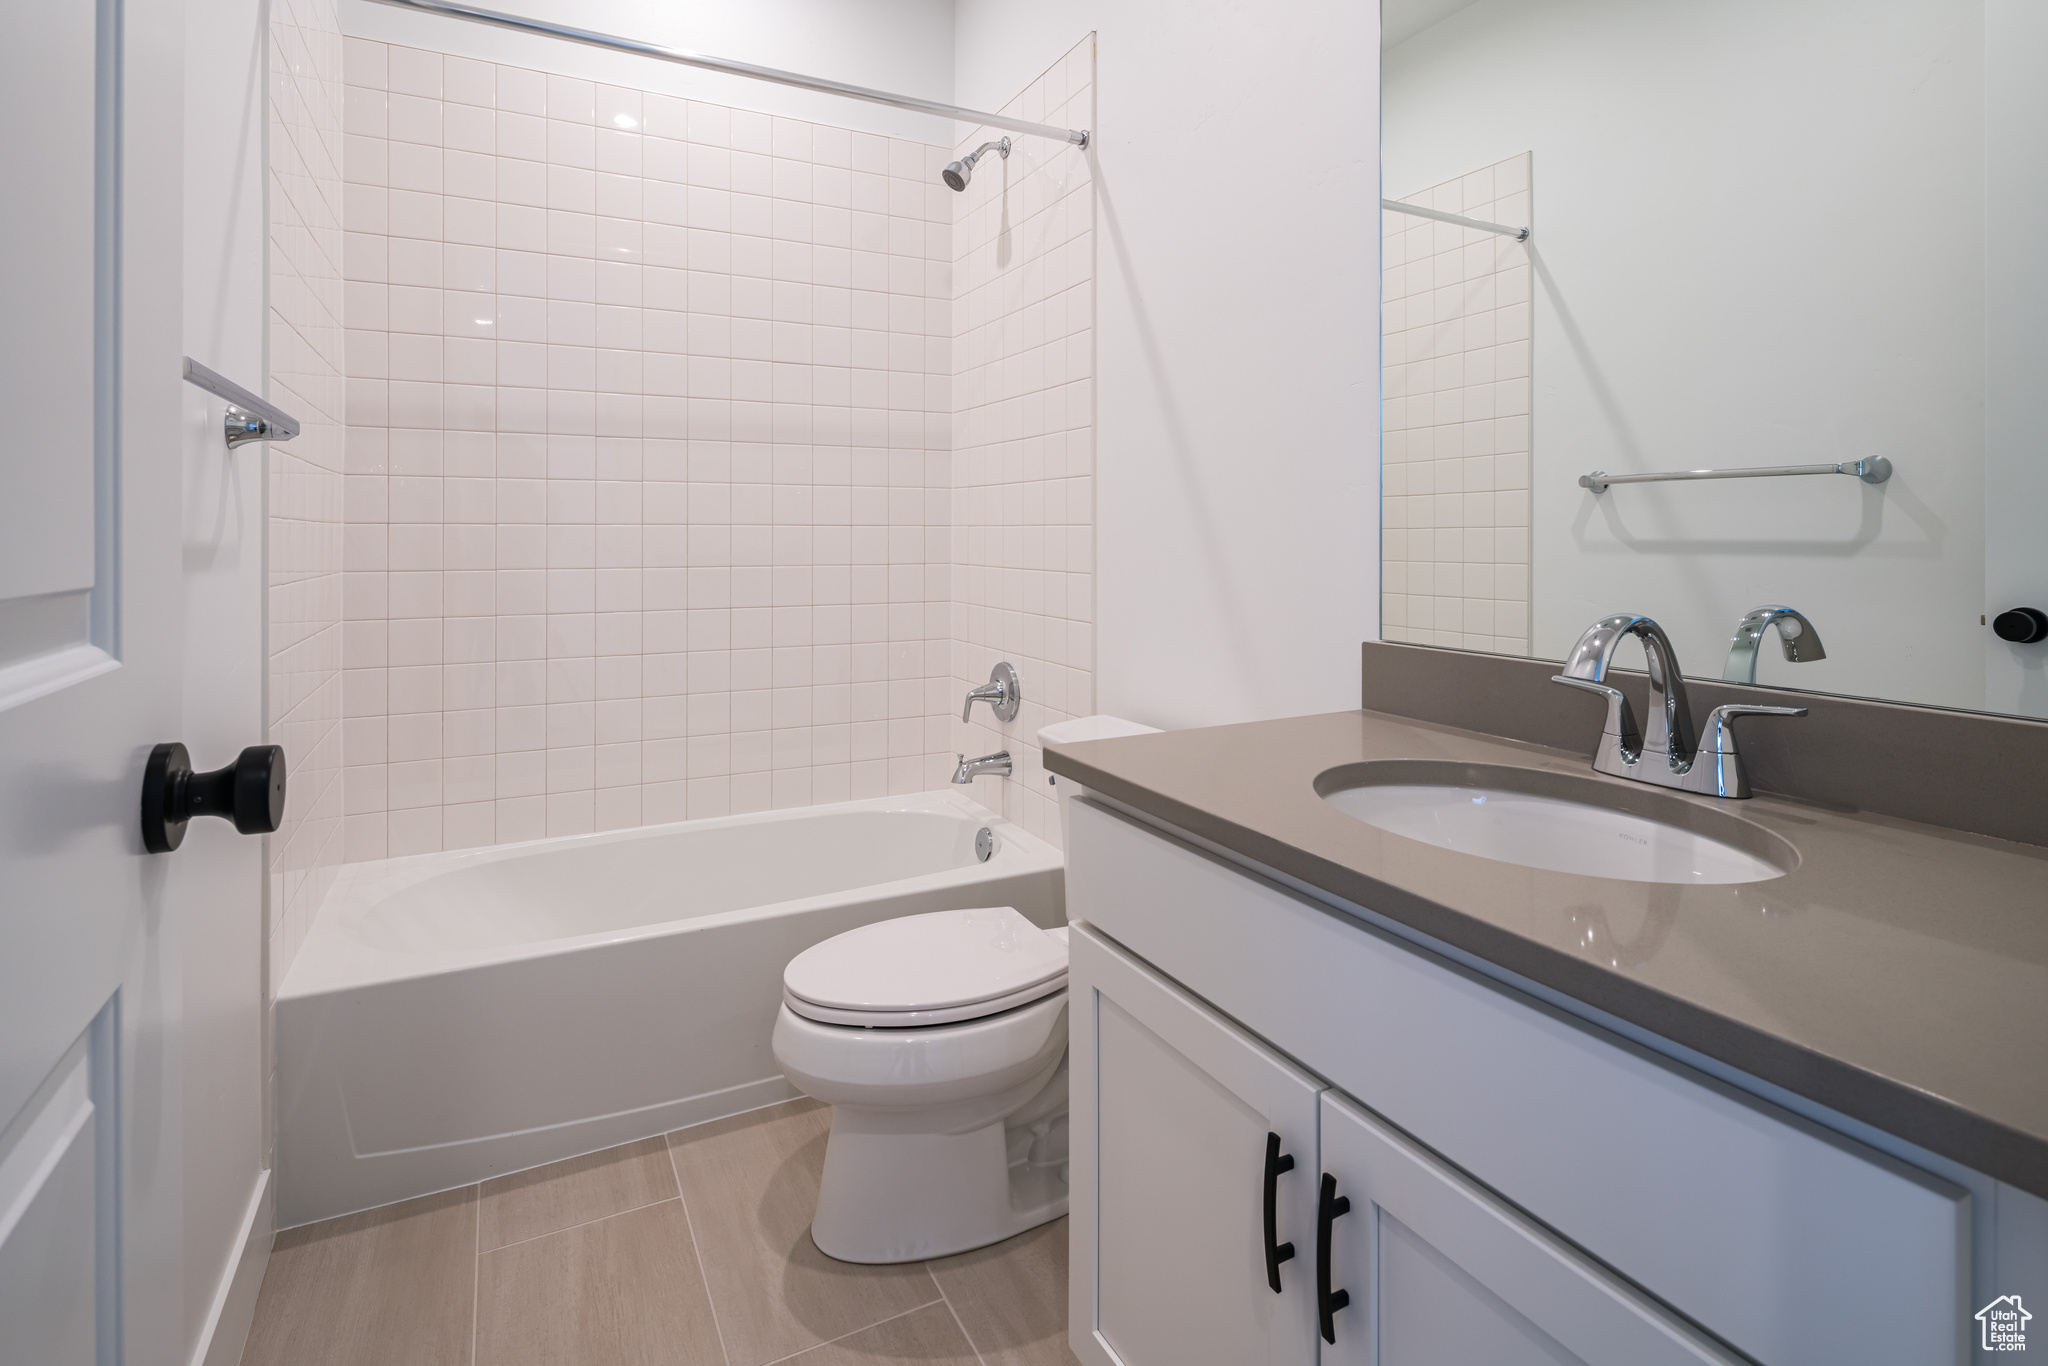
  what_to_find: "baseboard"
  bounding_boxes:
[191,1169,273,1366]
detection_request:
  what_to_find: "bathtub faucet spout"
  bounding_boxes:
[952,751,1012,783]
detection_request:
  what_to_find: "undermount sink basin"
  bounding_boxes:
[1318,762,1794,885]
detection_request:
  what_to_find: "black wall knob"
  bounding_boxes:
[142,743,287,853]
[1993,608,2048,645]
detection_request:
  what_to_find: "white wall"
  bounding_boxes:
[956,0,1382,731]
[341,0,958,144]
[947,38,1096,845]
[181,0,275,1356]
[1983,0,2048,719]
[268,0,348,999]
[1386,0,1987,711]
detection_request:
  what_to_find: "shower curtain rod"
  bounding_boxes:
[361,0,1091,147]
[1382,198,1529,242]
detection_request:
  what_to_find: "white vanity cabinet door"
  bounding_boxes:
[1316,1090,1742,1366]
[1069,926,1324,1366]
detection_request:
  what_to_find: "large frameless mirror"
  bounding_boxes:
[1379,0,2048,719]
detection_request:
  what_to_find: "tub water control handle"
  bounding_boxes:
[961,661,1021,723]
[142,743,287,853]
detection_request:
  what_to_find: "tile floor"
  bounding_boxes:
[242,1099,1080,1366]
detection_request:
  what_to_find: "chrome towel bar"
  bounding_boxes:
[1579,457,1892,496]
[182,357,300,447]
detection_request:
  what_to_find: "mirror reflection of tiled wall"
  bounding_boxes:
[1380,152,1531,656]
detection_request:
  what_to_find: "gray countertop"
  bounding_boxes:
[1042,708,2048,1199]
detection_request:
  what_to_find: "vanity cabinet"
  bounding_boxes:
[1064,796,1971,1366]
[1075,930,1322,1365]
[1071,926,1734,1366]
[1315,1088,1735,1365]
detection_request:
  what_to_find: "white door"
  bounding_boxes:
[1068,926,1324,1366]
[1,0,269,1358]
[1315,1090,1743,1366]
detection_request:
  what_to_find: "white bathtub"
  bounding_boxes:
[275,791,1063,1227]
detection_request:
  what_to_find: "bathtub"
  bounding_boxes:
[275,791,1063,1227]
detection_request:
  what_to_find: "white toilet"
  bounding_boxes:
[1036,713,1163,847]
[772,905,1073,1264]
[775,715,1160,1265]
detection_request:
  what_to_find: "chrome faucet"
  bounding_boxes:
[1723,605,1825,684]
[952,751,1012,784]
[1552,613,1805,798]
[961,661,1021,723]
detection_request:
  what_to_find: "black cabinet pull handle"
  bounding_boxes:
[1317,1171,1351,1344]
[142,743,287,853]
[1262,1132,1296,1293]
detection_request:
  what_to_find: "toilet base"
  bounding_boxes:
[809,1057,1069,1264]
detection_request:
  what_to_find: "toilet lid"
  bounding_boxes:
[783,907,1068,1026]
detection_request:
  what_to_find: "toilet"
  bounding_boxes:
[774,715,1160,1265]
[1036,713,1163,848]
[772,906,1074,1264]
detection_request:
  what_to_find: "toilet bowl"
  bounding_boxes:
[772,905,1072,1264]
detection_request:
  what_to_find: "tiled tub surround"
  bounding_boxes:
[244,1099,1081,1366]
[1380,152,1532,656]
[948,39,1096,849]
[339,40,960,859]
[268,0,348,976]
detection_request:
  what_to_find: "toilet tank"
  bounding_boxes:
[1036,715,1162,850]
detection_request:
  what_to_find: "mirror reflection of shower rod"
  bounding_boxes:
[1382,198,1529,242]
[360,0,1091,148]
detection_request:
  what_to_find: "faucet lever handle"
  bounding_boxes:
[961,661,1021,723]
[1698,703,1805,754]
[961,683,1001,723]
[1551,675,1642,756]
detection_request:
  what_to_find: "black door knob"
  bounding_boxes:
[142,743,287,853]
[1993,608,2048,644]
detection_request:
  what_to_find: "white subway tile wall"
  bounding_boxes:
[949,38,1095,846]
[338,41,960,858]
[1381,153,1532,656]
[268,0,347,975]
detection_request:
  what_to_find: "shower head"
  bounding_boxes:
[942,136,1011,191]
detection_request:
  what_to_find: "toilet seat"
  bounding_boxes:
[783,907,1068,1028]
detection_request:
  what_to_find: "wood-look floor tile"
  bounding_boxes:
[242,1186,477,1366]
[928,1218,1079,1366]
[668,1101,940,1366]
[474,1199,723,1366]
[479,1136,679,1251]
[778,1303,980,1366]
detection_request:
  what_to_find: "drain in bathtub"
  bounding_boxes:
[976,827,994,862]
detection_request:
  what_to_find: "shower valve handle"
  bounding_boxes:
[961,661,1021,723]
[142,742,287,853]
